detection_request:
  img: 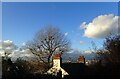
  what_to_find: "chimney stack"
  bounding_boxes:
[53,54,61,59]
[77,56,85,64]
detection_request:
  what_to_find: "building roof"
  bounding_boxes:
[61,63,86,76]
[53,54,61,59]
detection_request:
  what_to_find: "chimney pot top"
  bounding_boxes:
[54,54,61,59]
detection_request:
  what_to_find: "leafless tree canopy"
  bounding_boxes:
[96,34,120,64]
[26,25,70,64]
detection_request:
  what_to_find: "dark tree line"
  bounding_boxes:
[2,57,49,79]
[96,34,120,65]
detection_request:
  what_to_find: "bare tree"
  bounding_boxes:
[96,34,120,64]
[26,25,70,65]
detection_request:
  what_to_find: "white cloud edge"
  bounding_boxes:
[0,40,34,60]
[64,32,68,36]
[80,14,119,38]
[80,40,84,44]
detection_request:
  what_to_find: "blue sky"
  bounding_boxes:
[2,2,118,51]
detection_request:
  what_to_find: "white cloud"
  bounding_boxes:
[10,49,33,60]
[0,40,17,55]
[0,40,33,60]
[80,14,119,38]
[83,50,92,54]
[80,40,84,44]
[80,22,87,29]
[0,50,4,56]
[64,32,68,36]
[22,42,26,46]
